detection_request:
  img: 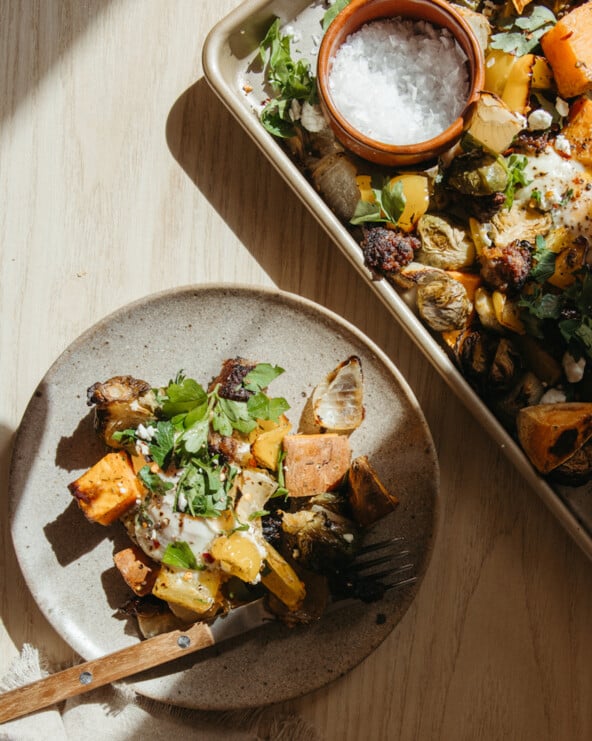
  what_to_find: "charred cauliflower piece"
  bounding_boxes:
[87,375,158,448]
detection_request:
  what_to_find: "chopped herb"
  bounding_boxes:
[249,509,270,520]
[162,541,199,570]
[350,178,406,226]
[148,420,175,469]
[560,188,574,207]
[322,0,351,31]
[176,458,231,518]
[529,235,556,284]
[137,465,174,494]
[272,447,289,498]
[490,6,556,56]
[259,18,316,139]
[111,428,137,447]
[503,154,530,209]
[243,363,285,392]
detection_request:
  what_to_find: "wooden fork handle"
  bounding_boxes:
[0,621,214,725]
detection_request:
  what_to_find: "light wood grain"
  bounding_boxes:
[1,1,592,739]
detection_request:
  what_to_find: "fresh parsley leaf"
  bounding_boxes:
[243,363,285,392]
[180,415,210,455]
[216,397,257,435]
[259,18,316,139]
[350,178,406,226]
[322,0,351,31]
[529,235,556,284]
[519,287,562,320]
[162,541,199,570]
[161,376,207,418]
[247,391,290,423]
[490,6,556,55]
[147,420,175,469]
[350,199,383,225]
[177,459,231,519]
[261,98,297,138]
[137,465,173,494]
[111,428,137,446]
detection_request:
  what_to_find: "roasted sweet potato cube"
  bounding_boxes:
[282,433,351,498]
[113,545,159,596]
[561,96,592,167]
[68,451,142,525]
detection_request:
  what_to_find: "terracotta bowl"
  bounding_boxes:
[316,0,485,167]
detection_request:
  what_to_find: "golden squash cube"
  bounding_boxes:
[68,451,142,525]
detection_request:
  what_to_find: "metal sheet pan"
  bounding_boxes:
[202,0,592,560]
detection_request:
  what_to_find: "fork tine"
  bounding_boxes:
[347,549,410,571]
[357,536,404,555]
[329,537,416,603]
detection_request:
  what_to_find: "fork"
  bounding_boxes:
[0,538,415,725]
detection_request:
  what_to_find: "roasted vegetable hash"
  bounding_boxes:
[255,0,592,485]
[69,357,400,637]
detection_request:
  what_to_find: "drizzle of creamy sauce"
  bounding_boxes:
[515,146,592,241]
[133,492,224,562]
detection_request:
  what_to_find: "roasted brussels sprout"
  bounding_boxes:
[446,150,508,196]
[417,213,476,270]
[281,493,360,573]
[416,273,473,331]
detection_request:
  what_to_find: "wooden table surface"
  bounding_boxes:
[1,2,592,739]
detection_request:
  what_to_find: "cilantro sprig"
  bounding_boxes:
[490,6,556,56]
[520,270,592,361]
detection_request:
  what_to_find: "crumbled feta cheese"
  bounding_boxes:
[554,135,572,156]
[527,108,553,131]
[136,423,157,441]
[540,388,567,404]
[563,352,586,383]
[300,102,327,132]
[342,533,354,543]
[177,491,188,512]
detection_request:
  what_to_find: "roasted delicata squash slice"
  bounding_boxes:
[152,564,222,616]
[260,542,306,610]
[251,414,292,470]
[68,451,143,525]
[516,403,592,474]
[209,532,264,583]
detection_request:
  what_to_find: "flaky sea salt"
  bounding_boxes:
[328,18,469,145]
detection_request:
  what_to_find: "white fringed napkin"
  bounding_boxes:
[0,645,322,741]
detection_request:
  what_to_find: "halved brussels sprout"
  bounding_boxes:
[416,274,473,332]
[417,214,476,270]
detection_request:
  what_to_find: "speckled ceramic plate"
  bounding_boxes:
[9,284,438,710]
